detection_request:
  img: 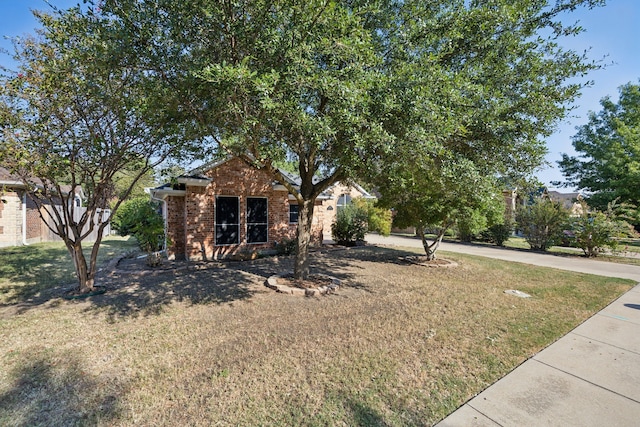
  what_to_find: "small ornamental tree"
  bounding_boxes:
[516,199,570,251]
[377,156,503,260]
[0,9,189,292]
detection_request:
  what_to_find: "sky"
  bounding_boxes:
[1,0,638,192]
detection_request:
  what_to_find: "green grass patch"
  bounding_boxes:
[0,236,138,304]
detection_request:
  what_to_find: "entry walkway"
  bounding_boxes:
[365,234,640,426]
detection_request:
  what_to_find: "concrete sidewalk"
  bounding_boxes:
[363,234,640,426]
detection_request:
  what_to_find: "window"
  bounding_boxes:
[215,196,239,245]
[247,197,268,244]
[289,204,299,224]
[336,194,352,211]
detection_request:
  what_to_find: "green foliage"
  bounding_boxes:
[558,82,640,227]
[274,238,297,256]
[353,198,392,236]
[0,7,195,288]
[516,199,570,251]
[377,155,504,258]
[456,210,486,243]
[113,167,157,201]
[112,198,164,262]
[92,0,603,278]
[483,222,514,247]
[331,203,368,246]
[565,201,634,257]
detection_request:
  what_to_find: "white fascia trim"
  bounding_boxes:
[287,194,330,201]
[352,183,376,199]
[0,180,27,188]
[177,177,212,186]
[189,157,231,175]
[152,189,186,199]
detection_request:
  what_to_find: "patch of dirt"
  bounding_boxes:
[276,274,335,290]
[403,256,458,267]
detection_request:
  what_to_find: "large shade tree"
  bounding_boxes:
[0,8,192,293]
[369,0,604,258]
[557,81,640,227]
[92,0,603,276]
[93,0,393,279]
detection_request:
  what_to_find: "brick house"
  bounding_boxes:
[0,167,100,248]
[151,157,374,261]
[0,168,44,247]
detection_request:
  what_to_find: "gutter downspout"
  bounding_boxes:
[22,191,29,246]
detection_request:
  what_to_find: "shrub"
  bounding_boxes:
[353,198,392,236]
[485,221,513,246]
[516,199,569,251]
[274,237,297,255]
[456,209,489,242]
[111,197,165,265]
[331,203,368,245]
[565,202,631,257]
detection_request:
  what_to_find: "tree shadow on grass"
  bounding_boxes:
[83,264,267,320]
[0,246,77,306]
[2,245,422,317]
[323,245,420,265]
[343,397,387,426]
[0,350,125,426]
[0,238,137,308]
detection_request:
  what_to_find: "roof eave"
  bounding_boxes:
[177,177,212,187]
[151,188,186,199]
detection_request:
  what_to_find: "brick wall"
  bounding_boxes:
[166,157,324,261]
[25,197,42,241]
[166,195,186,260]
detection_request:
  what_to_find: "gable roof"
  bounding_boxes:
[0,167,27,188]
[153,156,375,201]
[0,167,83,199]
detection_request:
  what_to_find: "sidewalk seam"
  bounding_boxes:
[464,402,505,427]
[531,359,640,405]
[570,329,640,357]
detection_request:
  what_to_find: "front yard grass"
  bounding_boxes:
[0,236,138,305]
[0,244,634,426]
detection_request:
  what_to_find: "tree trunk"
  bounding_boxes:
[294,199,315,280]
[416,226,446,261]
[68,242,95,293]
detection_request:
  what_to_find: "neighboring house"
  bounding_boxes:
[151,156,375,261]
[318,181,376,238]
[0,167,105,248]
[503,188,584,220]
[547,190,584,216]
[0,167,44,247]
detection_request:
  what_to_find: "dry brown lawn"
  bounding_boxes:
[0,245,634,426]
